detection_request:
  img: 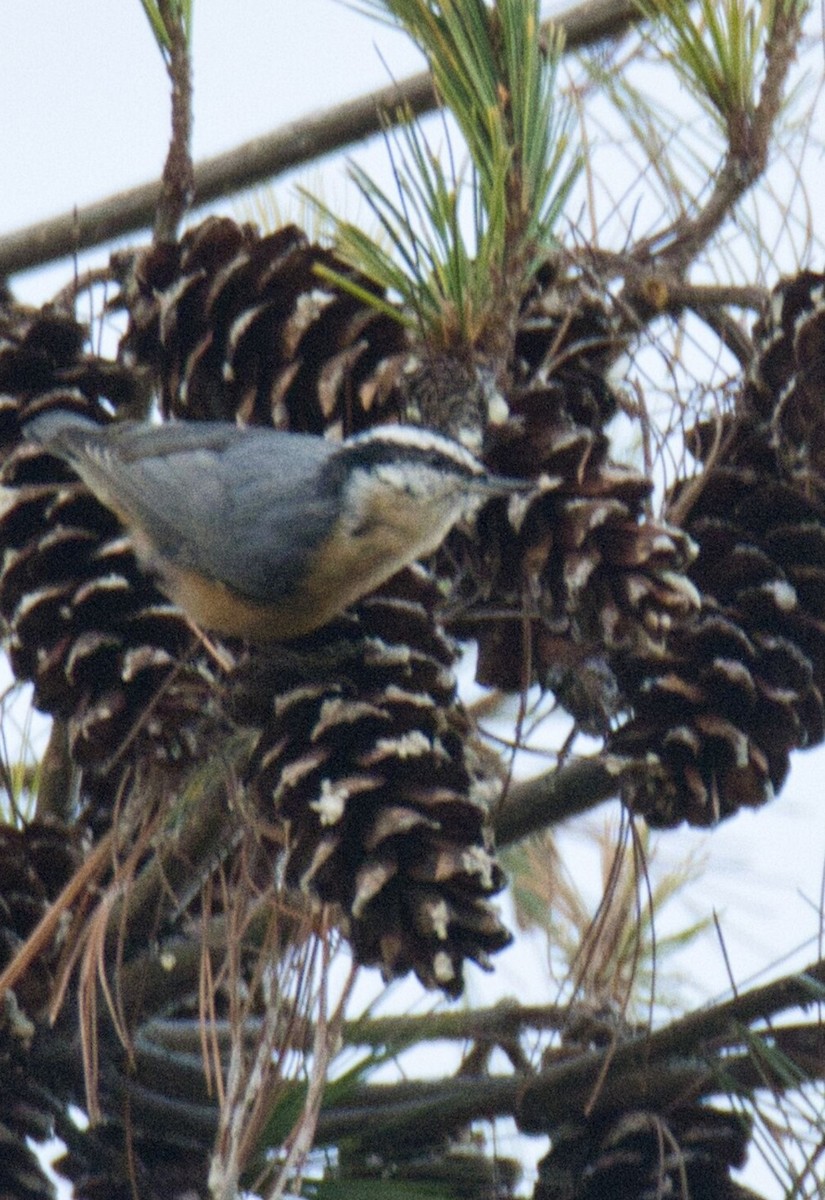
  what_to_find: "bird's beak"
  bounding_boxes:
[474,473,530,496]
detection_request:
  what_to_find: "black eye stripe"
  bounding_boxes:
[337,439,479,478]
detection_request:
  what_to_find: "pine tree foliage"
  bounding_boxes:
[1,1,825,1198]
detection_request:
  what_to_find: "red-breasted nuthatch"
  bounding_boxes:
[26,411,525,641]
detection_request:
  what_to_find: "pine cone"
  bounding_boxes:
[117,216,408,431]
[747,269,825,482]
[0,297,145,428]
[245,567,511,995]
[0,1070,56,1200]
[0,819,83,1017]
[534,1104,760,1200]
[444,271,698,711]
[514,264,621,433]
[0,391,218,783]
[53,1118,209,1200]
[449,264,697,721]
[612,272,825,825]
[0,819,84,1200]
[0,305,223,833]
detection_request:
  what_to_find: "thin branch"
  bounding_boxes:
[0,0,643,279]
[26,955,825,1163]
[635,953,825,1063]
[153,0,194,241]
[494,755,622,845]
[631,1,804,272]
[571,246,765,363]
[144,998,575,1060]
[627,271,764,363]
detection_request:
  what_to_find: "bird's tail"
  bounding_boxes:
[22,403,101,447]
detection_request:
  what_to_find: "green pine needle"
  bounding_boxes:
[307,1182,450,1198]
[138,0,193,57]
[317,0,579,350]
[635,0,781,128]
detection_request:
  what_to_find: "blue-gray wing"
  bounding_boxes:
[31,417,342,603]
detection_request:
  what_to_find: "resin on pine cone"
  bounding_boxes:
[612,272,825,826]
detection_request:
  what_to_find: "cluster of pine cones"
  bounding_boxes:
[2,216,824,1197]
[611,272,825,825]
[0,216,696,1008]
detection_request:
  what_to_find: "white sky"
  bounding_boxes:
[2,4,825,1197]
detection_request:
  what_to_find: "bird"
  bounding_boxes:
[25,410,525,641]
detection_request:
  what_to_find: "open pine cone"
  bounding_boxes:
[612,271,825,825]
[243,567,511,996]
[534,1103,758,1200]
[0,400,218,801]
[117,216,408,431]
[1,266,513,995]
[444,268,698,718]
[0,819,84,1200]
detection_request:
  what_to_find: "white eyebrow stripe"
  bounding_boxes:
[346,424,485,475]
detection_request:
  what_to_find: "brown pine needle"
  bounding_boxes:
[0,829,114,1006]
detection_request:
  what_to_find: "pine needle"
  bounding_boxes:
[312,0,579,353]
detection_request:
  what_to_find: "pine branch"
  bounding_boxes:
[631,0,805,271]
[152,0,194,241]
[637,953,825,1061]
[587,252,766,359]
[494,755,622,845]
[318,959,825,1141]
[144,998,575,1060]
[0,0,643,280]
[25,952,825,1173]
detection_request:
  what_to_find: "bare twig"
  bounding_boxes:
[153,0,194,241]
[0,0,644,279]
[144,998,575,1060]
[626,275,764,365]
[494,755,622,845]
[631,2,804,272]
[575,247,766,363]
